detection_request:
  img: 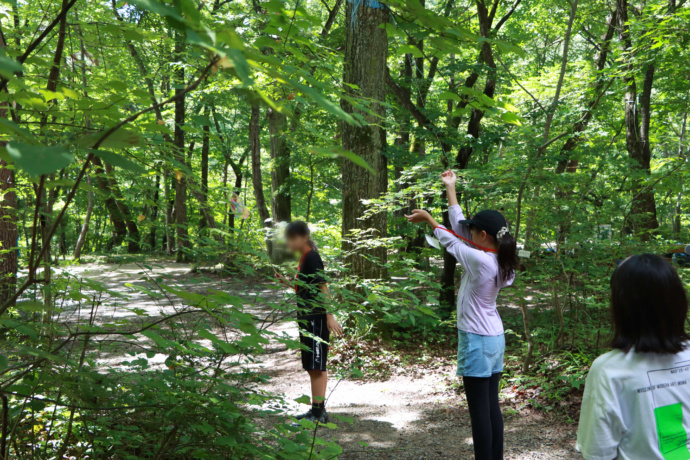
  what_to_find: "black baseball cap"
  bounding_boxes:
[459,210,509,239]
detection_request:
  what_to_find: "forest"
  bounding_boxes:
[0,0,688,458]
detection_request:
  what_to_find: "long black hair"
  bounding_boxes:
[610,254,688,354]
[496,231,518,282]
[285,221,317,251]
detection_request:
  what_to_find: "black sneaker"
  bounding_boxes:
[304,410,329,424]
[294,409,313,420]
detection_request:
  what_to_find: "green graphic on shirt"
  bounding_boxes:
[655,403,690,460]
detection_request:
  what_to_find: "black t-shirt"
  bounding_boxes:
[295,250,326,317]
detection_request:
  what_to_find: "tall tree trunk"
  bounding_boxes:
[38,0,69,305]
[616,0,659,240]
[199,121,210,230]
[103,162,140,252]
[268,108,292,224]
[91,156,127,247]
[0,32,17,305]
[173,31,190,262]
[149,175,160,249]
[0,144,17,306]
[73,176,94,261]
[228,166,242,230]
[515,0,578,241]
[341,0,389,279]
[164,175,174,254]
[250,105,272,251]
[673,113,687,236]
[555,9,617,174]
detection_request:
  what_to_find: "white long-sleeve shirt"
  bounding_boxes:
[433,205,513,336]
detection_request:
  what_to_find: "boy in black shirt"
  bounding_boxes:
[276,221,342,423]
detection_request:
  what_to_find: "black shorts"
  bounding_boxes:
[298,314,330,371]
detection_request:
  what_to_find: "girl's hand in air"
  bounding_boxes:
[327,314,344,337]
[405,209,432,224]
[441,169,457,187]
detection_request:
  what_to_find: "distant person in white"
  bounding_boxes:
[577,254,690,460]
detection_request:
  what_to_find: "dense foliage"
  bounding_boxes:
[0,0,688,457]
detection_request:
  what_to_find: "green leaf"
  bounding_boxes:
[494,39,526,57]
[77,128,145,149]
[309,147,374,173]
[15,300,48,312]
[331,414,354,424]
[92,150,146,174]
[0,119,34,143]
[0,356,7,371]
[438,91,461,102]
[6,143,74,176]
[219,49,251,83]
[122,29,145,42]
[0,56,22,79]
[294,395,312,405]
[500,111,522,126]
[130,0,186,26]
[394,44,424,58]
[37,89,64,102]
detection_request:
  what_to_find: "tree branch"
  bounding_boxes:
[0,0,79,92]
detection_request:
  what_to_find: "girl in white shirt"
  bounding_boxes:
[577,254,690,460]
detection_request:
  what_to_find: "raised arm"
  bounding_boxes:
[442,170,471,239]
[442,170,459,207]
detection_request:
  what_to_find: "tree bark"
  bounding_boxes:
[90,156,127,247]
[555,9,617,174]
[341,0,389,280]
[103,162,140,252]
[0,33,17,305]
[455,0,497,169]
[673,113,687,236]
[199,119,211,230]
[616,0,659,239]
[250,105,271,235]
[149,175,160,249]
[514,0,578,241]
[164,176,174,254]
[173,31,190,262]
[268,108,292,223]
[73,176,93,261]
[0,146,17,306]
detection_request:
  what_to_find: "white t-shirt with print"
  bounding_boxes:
[577,346,690,460]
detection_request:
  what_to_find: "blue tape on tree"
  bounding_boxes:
[348,0,388,27]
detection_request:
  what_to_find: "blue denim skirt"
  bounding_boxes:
[457,330,505,378]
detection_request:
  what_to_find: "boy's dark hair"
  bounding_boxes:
[610,253,689,354]
[285,221,317,250]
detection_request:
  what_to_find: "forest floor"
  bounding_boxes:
[64,260,580,459]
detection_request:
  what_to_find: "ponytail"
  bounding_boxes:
[497,232,518,282]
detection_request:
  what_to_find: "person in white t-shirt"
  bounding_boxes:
[577,254,690,460]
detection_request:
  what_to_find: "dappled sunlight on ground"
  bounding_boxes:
[58,261,579,459]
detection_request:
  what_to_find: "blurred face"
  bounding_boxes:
[286,234,310,254]
[469,226,494,248]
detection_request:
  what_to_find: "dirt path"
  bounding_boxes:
[66,262,580,459]
[258,320,579,460]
